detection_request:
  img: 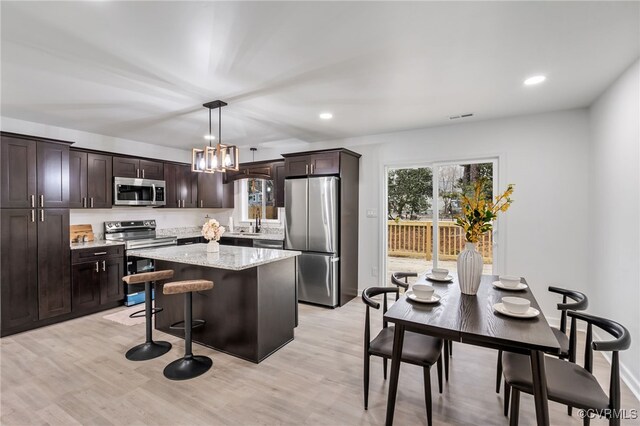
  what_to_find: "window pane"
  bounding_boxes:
[264,180,277,219]
[247,178,262,219]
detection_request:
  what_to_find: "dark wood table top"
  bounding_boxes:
[384,274,561,354]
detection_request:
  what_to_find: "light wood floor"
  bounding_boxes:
[1,299,638,425]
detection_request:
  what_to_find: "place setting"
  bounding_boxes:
[492,275,528,291]
[425,268,454,283]
[406,283,441,304]
[493,296,540,319]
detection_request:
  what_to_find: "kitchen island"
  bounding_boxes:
[127,244,300,363]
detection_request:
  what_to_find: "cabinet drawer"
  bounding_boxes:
[72,245,124,264]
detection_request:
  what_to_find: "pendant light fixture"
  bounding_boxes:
[192,100,239,173]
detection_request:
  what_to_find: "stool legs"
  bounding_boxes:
[163,292,212,380]
[125,281,172,361]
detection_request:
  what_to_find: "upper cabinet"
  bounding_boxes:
[1,133,70,209]
[283,151,341,177]
[113,156,163,180]
[197,172,223,208]
[70,150,112,208]
[164,163,197,208]
[273,161,286,208]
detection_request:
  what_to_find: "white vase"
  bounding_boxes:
[457,242,483,295]
[206,241,219,253]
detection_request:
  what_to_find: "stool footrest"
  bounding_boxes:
[169,319,205,330]
[129,307,164,319]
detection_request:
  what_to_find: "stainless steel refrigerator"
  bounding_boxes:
[285,176,340,307]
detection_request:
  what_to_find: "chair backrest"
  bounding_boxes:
[567,311,631,411]
[362,286,399,346]
[391,272,417,300]
[548,286,588,333]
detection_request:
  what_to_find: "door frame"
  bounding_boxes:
[380,153,506,286]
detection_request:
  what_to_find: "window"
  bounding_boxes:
[242,178,278,221]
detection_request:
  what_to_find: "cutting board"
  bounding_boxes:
[70,224,94,243]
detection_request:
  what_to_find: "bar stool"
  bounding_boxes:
[162,279,214,380]
[122,270,175,361]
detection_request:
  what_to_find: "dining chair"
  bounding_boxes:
[391,272,452,380]
[496,286,589,397]
[502,311,630,426]
[362,286,444,426]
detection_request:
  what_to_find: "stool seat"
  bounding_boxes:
[163,280,214,295]
[123,270,174,285]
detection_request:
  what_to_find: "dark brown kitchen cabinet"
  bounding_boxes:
[1,135,37,208]
[197,172,223,208]
[283,152,340,177]
[37,141,70,208]
[222,181,234,208]
[113,157,163,180]
[69,150,112,208]
[0,209,38,331]
[37,208,71,320]
[72,249,124,314]
[164,163,197,208]
[273,161,286,208]
[284,155,311,177]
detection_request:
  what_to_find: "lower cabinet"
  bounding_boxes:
[72,247,124,314]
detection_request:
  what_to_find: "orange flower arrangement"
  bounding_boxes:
[455,179,514,243]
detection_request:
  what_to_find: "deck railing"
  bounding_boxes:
[388,220,492,262]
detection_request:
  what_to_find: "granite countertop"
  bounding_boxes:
[222,232,285,241]
[70,240,125,250]
[127,244,300,271]
[157,227,285,241]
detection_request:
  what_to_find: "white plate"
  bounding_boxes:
[426,273,453,282]
[492,281,528,291]
[493,303,540,319]
[406,290,441,304]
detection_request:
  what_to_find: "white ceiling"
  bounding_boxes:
[1,1,638,150]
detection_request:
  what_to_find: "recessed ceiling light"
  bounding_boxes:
[524,75,546,86]
[319,112,333,120]
[204,134,215,140]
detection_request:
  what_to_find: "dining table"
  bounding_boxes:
[384,274,560,426]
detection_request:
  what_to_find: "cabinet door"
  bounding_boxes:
[1,209,38,331]
[139,159,163,180]
[222,181,235,208]
[37,142,69,208]
[197,172,223,208]
[163,163,179,208]
[72,262,101,312]
[37,208,71,320]
[87,153,113,208]
[284,156,311,177]
[180,165,198,208]
[1,135,37,208]
[273,162,286,208]
[113,156,139,178]
[310,152,340,175]
[100,258,124,304]
[69,150,87,208]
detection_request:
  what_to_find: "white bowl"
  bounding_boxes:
[501,297,530,314]
[431,268,449,280]
[412,284,435,300]
[499,275,521,288]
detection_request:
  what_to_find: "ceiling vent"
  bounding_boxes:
[449,113,474,120]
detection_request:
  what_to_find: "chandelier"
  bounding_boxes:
[192,100,239,173]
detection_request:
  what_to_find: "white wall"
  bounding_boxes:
[589,59,640,397]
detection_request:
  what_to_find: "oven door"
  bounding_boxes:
[113,177,166,206]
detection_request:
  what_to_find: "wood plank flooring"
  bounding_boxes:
[1,298,638,425]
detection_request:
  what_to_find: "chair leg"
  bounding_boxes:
[449,340,453,356]
[567,406,572,416]
[496,350,503,393]
[444,342,450,381]
[509,388,520,426]
[364,354,370,409]
[423,366,433,426]
[503,383,511,416]
[383,357,388,380]
[436,355,443,394]
[584,417,590,426]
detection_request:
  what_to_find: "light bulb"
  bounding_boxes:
[212,155,218,168]
[225,153,232,166]
[198,158,205,169]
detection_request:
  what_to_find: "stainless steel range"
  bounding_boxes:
[104,220,177,305]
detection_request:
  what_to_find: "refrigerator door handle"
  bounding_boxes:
[330,257,340,262]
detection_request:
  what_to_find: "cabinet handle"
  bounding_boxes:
[305,164,309,175]
[311,164,314,174]
[102,260,106,272]
[31,210,35,222]
[39,210,44,222]
[200,200,203,208]
[39,194,44,207]
[95,261,99,272]
[30,195,35,208]
[142,169,145,179]
[93,252,108,256]
[90,197,94,208]
[82,197,86,208]
[136,168,140,178]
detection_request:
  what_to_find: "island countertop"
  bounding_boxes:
[127,243,300,271]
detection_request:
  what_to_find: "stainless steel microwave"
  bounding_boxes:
[113,177,166,206]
